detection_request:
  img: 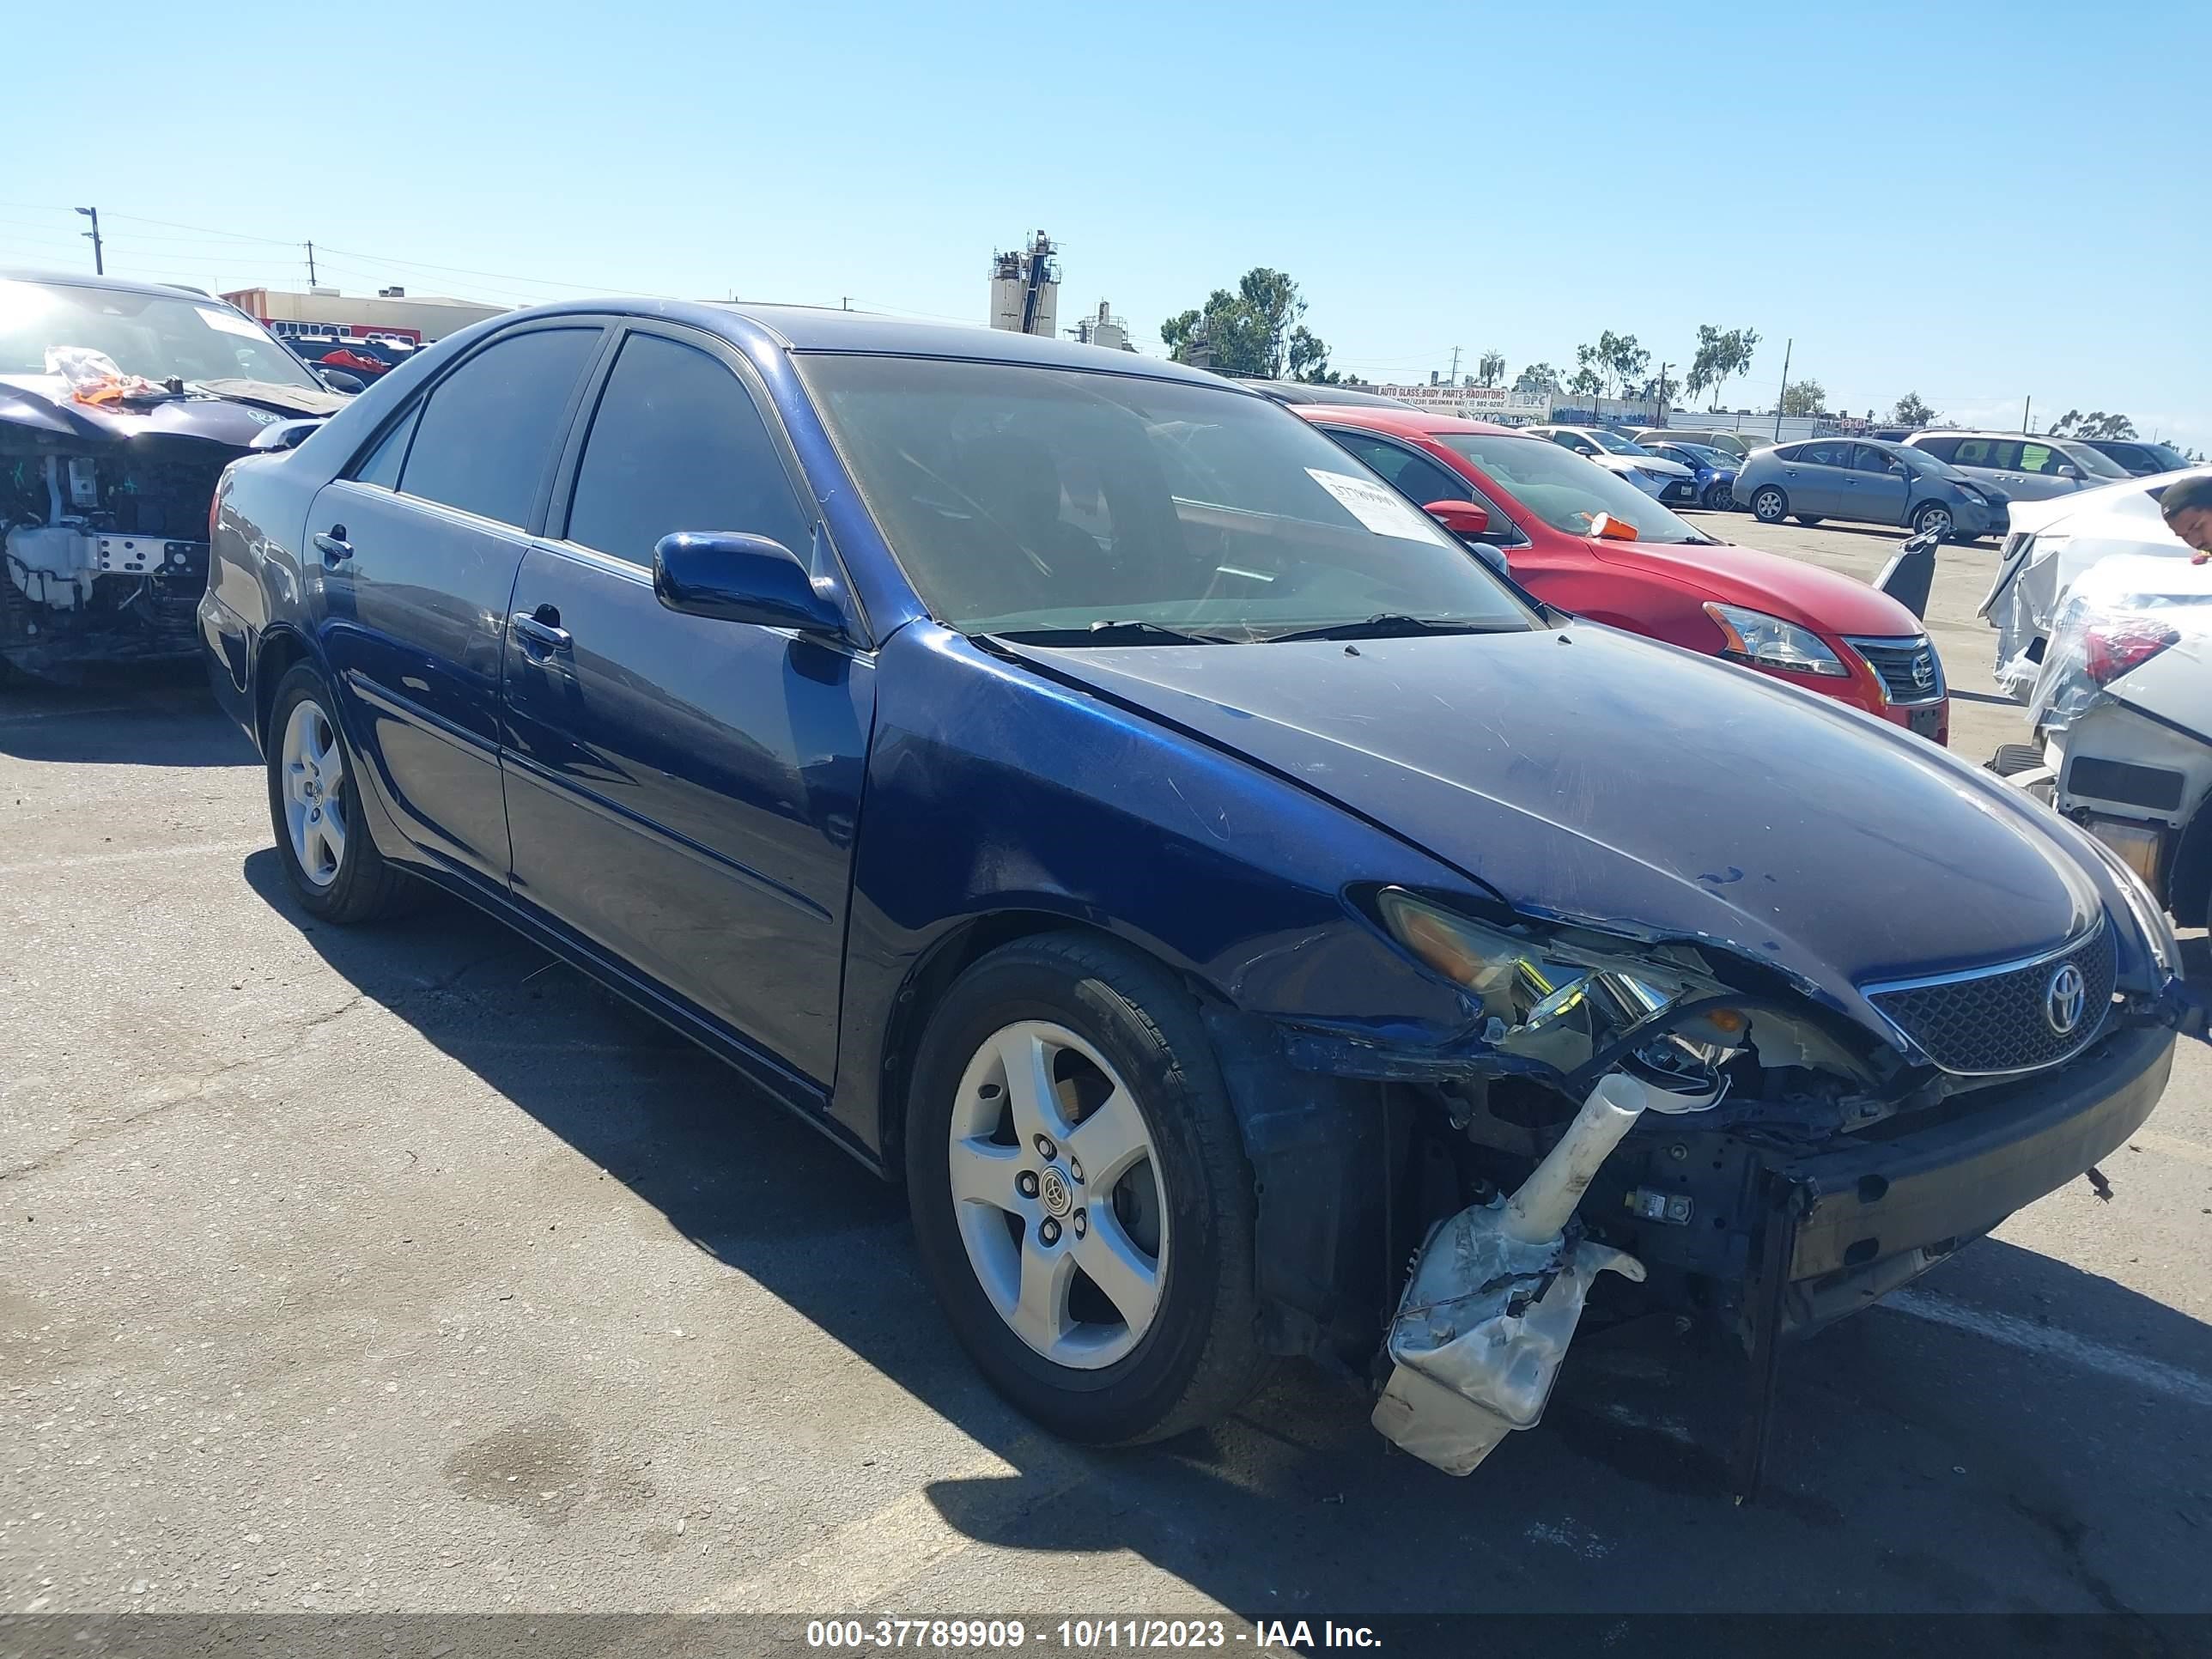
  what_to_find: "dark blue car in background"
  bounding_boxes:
[199,301,2188,1467]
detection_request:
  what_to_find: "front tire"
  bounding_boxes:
[906,933,1270,1445]
[1750,486,1788,524]
[1702,482,1734,511]
[265,663,410,923]
[1911,501,1955,541]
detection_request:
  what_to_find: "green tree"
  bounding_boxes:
[2048,409,2136,441]
[1891,391,1939,427]
[1779,377,1827,417]
[1158,268,1333,381]
[1476,349,1506,387]
[1567,363,1604,403]
[1686,325,1761,409]
[1514,362,1559,393]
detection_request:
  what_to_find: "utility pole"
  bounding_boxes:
[2021,395,2032,434]
[304,242,318,286]
[1772,337,1793,441]
[841,296,850,311]
[1448,346,1462,386]
[76,206,103,275]
[1656,362,1671,422]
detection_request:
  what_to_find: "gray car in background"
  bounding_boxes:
[1903,430,2131,502]
[1735,436,2007,542]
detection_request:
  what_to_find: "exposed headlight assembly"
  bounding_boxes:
[1373,887,1751,1093]
[1703,602,1850,678]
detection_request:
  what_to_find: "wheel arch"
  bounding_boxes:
[872,908,1218,1179]
[869,905,1395,1366]
[252,624,317,750]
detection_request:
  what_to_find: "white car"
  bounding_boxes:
[2000,552,2212,929]
[1980,465,2212,700]
[1523,425,1698,507]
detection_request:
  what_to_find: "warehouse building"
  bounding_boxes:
[218,284,507,346]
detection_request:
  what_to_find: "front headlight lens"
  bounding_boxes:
[1703,603,1850,678]
[1374,888,1748,1079]
[1957,484,1988,504]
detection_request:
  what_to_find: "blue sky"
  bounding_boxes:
[10,0,2208,446]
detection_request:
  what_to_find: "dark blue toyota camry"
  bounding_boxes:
[199,301,2193,1475]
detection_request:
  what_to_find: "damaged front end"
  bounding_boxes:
[1244,884,2179,1492]
[1,280,346,678]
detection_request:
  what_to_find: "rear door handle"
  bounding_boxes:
[510,609,571,653]
[313,527,353,564]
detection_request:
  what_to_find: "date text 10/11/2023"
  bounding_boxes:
[803,1617,1385,1650]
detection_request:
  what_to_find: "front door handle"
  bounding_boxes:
[510,608,571,653]
[313,526,353,564]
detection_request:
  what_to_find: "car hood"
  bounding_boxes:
[1012,626,2100,1024]
[0,373,344,450]
[1589,536,1926,636]
[1611,454,1692,477]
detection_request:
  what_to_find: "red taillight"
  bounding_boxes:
[208,486,222,547]
[2083,617,2179,684]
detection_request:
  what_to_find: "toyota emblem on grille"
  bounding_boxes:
[2045,963,2087,1036]
[1911,652,1936,692]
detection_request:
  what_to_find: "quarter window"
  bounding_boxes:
[398,326,600,527]
[564,332,811,568]
[352,408,416,489]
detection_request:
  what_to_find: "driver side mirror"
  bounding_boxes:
[653,531,848,638]
[2057,465,2083,482]
[1424,499,1491,538]
[316,368,365,395]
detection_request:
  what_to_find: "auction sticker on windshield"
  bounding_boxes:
[196,306,270,339]
[1305,468,1449,544]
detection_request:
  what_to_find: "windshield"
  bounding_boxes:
[1437,432,1709,544]
[800,356,1537,641]
[2136,442,2193,473]
[1583,429,1645,454]
[0,278,319,388]
[1894,445,1963,480]
[2056,441,2130,481]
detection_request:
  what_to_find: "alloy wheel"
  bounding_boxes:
[280,698,349,888]
[946,1019,1168,1370]
[1753,489,1784,522]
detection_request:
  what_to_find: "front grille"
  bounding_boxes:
[1864,924,2115,1075]
[1844,634,1945,705]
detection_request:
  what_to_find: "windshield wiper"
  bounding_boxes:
[1259,614,1513,643]
[992,619,1237,647]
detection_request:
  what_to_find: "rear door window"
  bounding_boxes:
[563,331,811,568]
[1799,440,1851,467]
[1951,438,1998,466]
[398,326,601,527]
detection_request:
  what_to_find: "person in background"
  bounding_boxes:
[2162,474,2212,563]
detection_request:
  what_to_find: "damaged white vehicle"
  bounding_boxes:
[1996,553,2212,932]
[1981,466,2212,702]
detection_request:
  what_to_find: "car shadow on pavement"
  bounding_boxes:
[0,667,249,767]
[242,854,2212,1616]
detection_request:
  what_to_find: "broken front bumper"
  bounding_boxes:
[1768,1021,2173,1334]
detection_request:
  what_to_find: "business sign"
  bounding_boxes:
[1376,384,1553,423]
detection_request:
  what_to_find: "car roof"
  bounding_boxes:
[1291,405,1521,439]
[410,296,1255,395]
[1221,376,1419,408]
[0,266,217,301]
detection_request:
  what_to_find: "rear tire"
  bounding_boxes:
[1702,482,1735,511]
[906,933,1271,1445]
[265,662,411,924]
[1750,486,1788,524]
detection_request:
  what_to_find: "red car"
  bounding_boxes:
[1298,406,1949,743]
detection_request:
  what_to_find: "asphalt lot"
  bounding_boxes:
[5,520,2212,1631]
